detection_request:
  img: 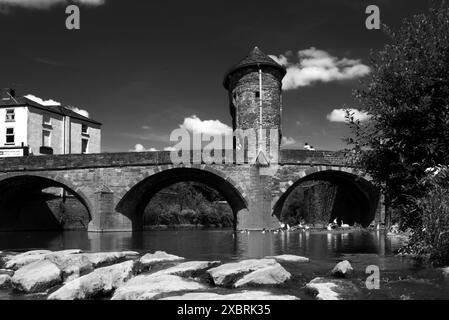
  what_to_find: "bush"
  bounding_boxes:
[403,166,449,266]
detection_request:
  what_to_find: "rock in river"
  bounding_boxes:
[265,254,309,264]
[82,251,139,268]
[112,274,206,300]
[139,251,185,268]
[45,254,94,282]
[151,261,220,278]
[331,260,353,278]
[4,250,81,270]
[207,259,290,288]
[305,277,359,300]
[12,260,62,293]
[160,290,299,300]
[48,260,136,300]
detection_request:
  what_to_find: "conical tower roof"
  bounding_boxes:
[223,46,286,89]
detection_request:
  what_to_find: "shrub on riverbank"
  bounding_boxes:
[400,166,449,266]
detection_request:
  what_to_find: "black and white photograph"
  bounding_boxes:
[0,0,448,310]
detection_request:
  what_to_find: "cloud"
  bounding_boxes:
[269,47,370,90]
[141,125,151,130]
[179,115,232,136]
[130,144,158,152]
[0,0,105,10]
[66,106,90,118]
[163,146,177,151]
[326,108,371,123]
[24,94,61,106]
[281,136,297,146]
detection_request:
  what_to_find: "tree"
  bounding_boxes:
[346,4,449,228]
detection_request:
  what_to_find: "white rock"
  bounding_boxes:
[3,250,52,270]
[234,265,291,287]
[161,291,299,300]
[112,274,206,300]
[12,260,62,293]
[48,260,136,300]
[331,260,353,277]
[207,259,279,287]
[0,274,11,289]
[82,251,139,268]
[265,255,309,263]
[4,250,81,270]
[45,254,93,282]
[306,277,359,300]
[139,251,185,267]
[151,261,220,278]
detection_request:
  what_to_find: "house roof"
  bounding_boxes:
[223,46,286,89]
[0,96,102,125]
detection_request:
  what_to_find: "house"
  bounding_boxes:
[0,88,101,157]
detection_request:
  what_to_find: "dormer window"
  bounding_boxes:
[5,109,15,122]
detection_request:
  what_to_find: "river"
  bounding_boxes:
[1,229,448,300]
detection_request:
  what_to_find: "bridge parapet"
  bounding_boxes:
[0,149,353,172]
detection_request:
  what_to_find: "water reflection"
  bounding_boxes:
[0,229,403,262]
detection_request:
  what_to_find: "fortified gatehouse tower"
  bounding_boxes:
[224,47,286,230]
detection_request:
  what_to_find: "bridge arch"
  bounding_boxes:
[116,166,249,230]
[272,168,380,227]
[0,173,93,231]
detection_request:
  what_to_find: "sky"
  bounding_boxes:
[0,0,437,152]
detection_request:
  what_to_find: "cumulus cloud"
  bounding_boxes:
[0,0,105,10]
[179,115,232,136]
[269,47,370,90]
[25,94,61,106]
[326,108,371,123]
[130,144,158,152]
[67,106,90,118]
[281,136,297,146]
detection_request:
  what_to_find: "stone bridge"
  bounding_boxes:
[0,149,383,232]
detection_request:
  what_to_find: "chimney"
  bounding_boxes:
[1,88,15,101]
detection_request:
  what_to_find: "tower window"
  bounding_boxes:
[255,91,260,98]
[5,127,14,144]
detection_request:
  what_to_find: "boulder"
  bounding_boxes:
[3,250,52,270]
[305,277,359,300]
[151,261,220,278]
[0,274,11,289]
[331,260,353,278]
[207,259,284,287]
[112,274,206,300]
[160,291,299,300]
[265,255,309,264]
[45,254,94,282]
[12,260,62,293]
[48,260,136,300]
[0,269,14,277]
[4,249,81,270]
[82,251,139,268]
[234,265,291,287]
[139,251,185,268]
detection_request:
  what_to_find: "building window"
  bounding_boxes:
[81,124,88,135]
[42,130,51,147]
[81,138,88,154]
[5,109,15,122]
[5,128,14,144]
[43,114,51,125]
[255,91,260,98]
